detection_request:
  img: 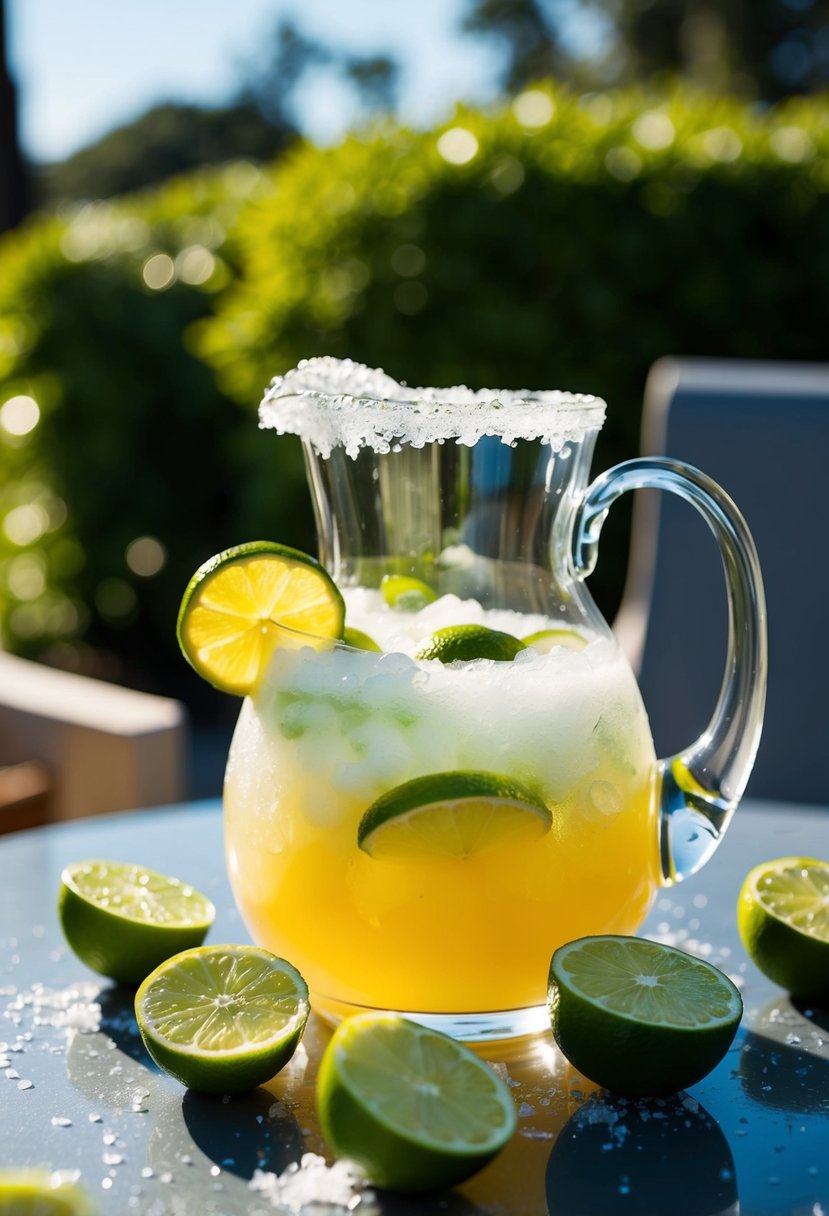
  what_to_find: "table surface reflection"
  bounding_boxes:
[1,797,827,1215]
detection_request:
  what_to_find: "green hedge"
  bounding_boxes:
[0,166,313,711]
[1,85,827,712]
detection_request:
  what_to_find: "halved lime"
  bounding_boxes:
[316,1012,516,1192]
[0,1171,98,1215]
[548,936,742,1096]
[380,574,437,611]
[521,628,587,653]
[737,856,829,1001]
[177,541,345,695]
[58,860,215,986]
[415,624,526,663]
[343,625,382,652]
[135,944,309,1093]
[357,770,552,861]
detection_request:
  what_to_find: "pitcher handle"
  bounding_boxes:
[571,457,768,884]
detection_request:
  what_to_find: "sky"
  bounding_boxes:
[6,0,506,164]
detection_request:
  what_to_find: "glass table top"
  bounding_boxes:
[1,797,827,1215]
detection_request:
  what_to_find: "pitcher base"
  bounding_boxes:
[314,995,550,1042]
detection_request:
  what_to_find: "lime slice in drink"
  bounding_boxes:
[316,1012,517,1192]
[548,936,743,1097]
[357,770,552,861]
[177,541,345,695]
[521,628,587,653]
[737,856,829,1001]
[58,860,215,986]
[416,624,526,663]
[381,574,437,611]
[0,1172,98,1215]
[135,944,309,1093]
[343,625,382,652]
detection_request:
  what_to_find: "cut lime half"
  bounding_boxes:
[737,856,829,1001]
[548,935,742,1096]
[358,770,552,861]
[316,1012,516,1192]
[521,628,587,653]
[177,541,345,695]
[416,624,526,664]
[380,574,437,611]
[135,944,309,1093]
[0,1172,98,1216]
[58,860,215,986]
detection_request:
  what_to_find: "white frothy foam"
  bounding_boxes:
[259,356,606,457]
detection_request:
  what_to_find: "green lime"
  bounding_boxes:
[415,624,526,663]
[737,856,829,1001]
[548,935,742,1097]
[380,574,437,611]
[316,1012,516,1192]
[0,1171,98,1215]
[177,541,345,695]
[135,944,309,1094]
[358,770,552,861]
[521,628,587,653]
[343,625,382,652]
[58,860,215,986]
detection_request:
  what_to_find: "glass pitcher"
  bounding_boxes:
[223,358,767,1041]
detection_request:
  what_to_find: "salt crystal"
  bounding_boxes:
[17,1079,33,1090]
[51,1117,72,1127]
[250,1153,377,1214]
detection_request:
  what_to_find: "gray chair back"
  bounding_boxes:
[613,356,829,805]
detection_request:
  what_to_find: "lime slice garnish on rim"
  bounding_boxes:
[357,770,552,861]
[737,856,829,1001]
[548,935,743,1097]
[415,624,526,663]
[522,628,587,653]
[316,1011,517,1192]
[58,860,215,986]
[177,541,345,695]
[0,1171,98,1216]
[135,944,309,1094]
[381,574,437,611]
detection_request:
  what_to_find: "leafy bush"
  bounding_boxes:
[0,165,313,715]
[1,85,827,717]
[197,83,829,611]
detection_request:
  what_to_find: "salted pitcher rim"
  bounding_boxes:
[259,356,607,457]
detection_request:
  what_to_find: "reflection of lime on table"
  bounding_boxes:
[0,1170,98,1215]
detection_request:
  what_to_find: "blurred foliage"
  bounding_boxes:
[1,83,828,718]
[197,82,829,615]
[0,163,313,718]
[39,102,293,205]
[463,0,829,99]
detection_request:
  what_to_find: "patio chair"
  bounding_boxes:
[0,651,187,833]
[612,356,829,805]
